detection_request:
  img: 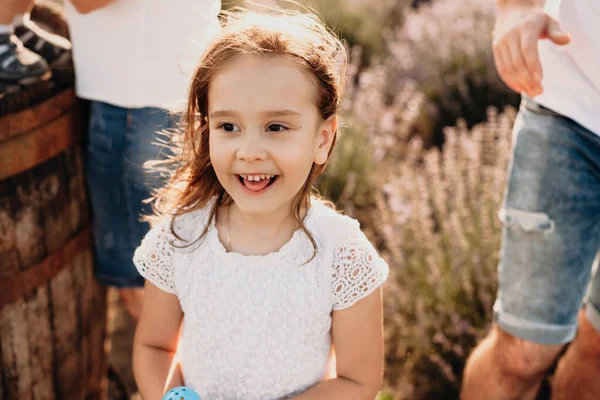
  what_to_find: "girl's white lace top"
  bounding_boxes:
[133,199,389,400]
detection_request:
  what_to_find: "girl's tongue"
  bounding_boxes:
[243,176,271,192]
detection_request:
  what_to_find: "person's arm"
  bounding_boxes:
[290,288,385,400]
[68,0,114,14]
[133,282,185,400]
[493,0,571,98]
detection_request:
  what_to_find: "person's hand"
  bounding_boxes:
[493,2,571,97]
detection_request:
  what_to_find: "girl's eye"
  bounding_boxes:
[267,124,288,132]
[219,123,240,132]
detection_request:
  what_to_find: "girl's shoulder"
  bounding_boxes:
[307,199,362,243]
[150,197,216,245]
[133,198,216,294]
[309,199,389,311]
[174,202,215,238]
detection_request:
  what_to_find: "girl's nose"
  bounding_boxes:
[236,132,267,161]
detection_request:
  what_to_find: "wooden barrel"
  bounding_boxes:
[0,89,108,399]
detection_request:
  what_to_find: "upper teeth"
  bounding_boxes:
[240,174,274,181]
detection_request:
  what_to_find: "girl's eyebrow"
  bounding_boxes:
[209,110,302,118]
[259,110,303,117]
[209,110,240,119]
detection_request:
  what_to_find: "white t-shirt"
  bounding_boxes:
[65,0,221,110]
[535,0,600,135]
[133,198,389,399]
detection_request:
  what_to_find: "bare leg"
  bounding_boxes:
[551,310,600,400]
[119,287,144,324]
[0,0,33,23]
[461,325,564,400]
[14,0,34,15]
[0,0,18,24]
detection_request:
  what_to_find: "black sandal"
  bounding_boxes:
[0,33,49,83]
[15,19,72,67]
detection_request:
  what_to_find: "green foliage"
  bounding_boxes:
[317,121,374,208]
[377,392,395,400]
[224,0,416,64]
[299,0,413,63]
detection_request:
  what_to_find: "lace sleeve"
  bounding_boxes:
[133,217,177,295]
[332,232,389,311]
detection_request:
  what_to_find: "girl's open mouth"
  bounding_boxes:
[237,174,278,193]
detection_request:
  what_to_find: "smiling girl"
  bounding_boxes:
[132,9,389,400]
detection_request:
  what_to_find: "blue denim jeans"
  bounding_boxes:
[86,101,177,287]
[493,97,600,344]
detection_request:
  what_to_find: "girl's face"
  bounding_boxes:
[208,54,336,216]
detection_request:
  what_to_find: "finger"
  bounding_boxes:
[520,29,544,94]
[494,44,524,94]
[506,34,535,95]
[545,18,571,45]
[494,46,523,93]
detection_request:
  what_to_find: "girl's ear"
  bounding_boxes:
[314,115,337,166]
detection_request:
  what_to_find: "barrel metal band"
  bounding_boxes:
[0,91,81,180]
[0,227,91,308]
[0,89,77,142]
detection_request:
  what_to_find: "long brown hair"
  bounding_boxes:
[147,8,348,255]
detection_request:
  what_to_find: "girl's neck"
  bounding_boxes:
[231,203,298,236]
[218,201,308,256]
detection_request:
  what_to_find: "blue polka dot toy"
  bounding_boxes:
[162,386,201,400]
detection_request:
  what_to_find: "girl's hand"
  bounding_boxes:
[493,0,571,97]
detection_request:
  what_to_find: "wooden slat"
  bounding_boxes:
[12,168,48,269]
[65,148,89,233]
[0,227,91,309]
[0,343,3,400]
[40,154,71,255]
[0,196,21,279]
[0,298,33,400]
[50,264,82,398]
[0,105,82,180]
[0,89,77,143]
[0,333,3,400]
[72,251,91,396]
[24,287,55,399]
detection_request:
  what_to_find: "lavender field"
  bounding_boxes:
[301,0,521,398]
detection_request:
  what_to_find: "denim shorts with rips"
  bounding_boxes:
[86,101,177,288]
[493,96,600,345]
